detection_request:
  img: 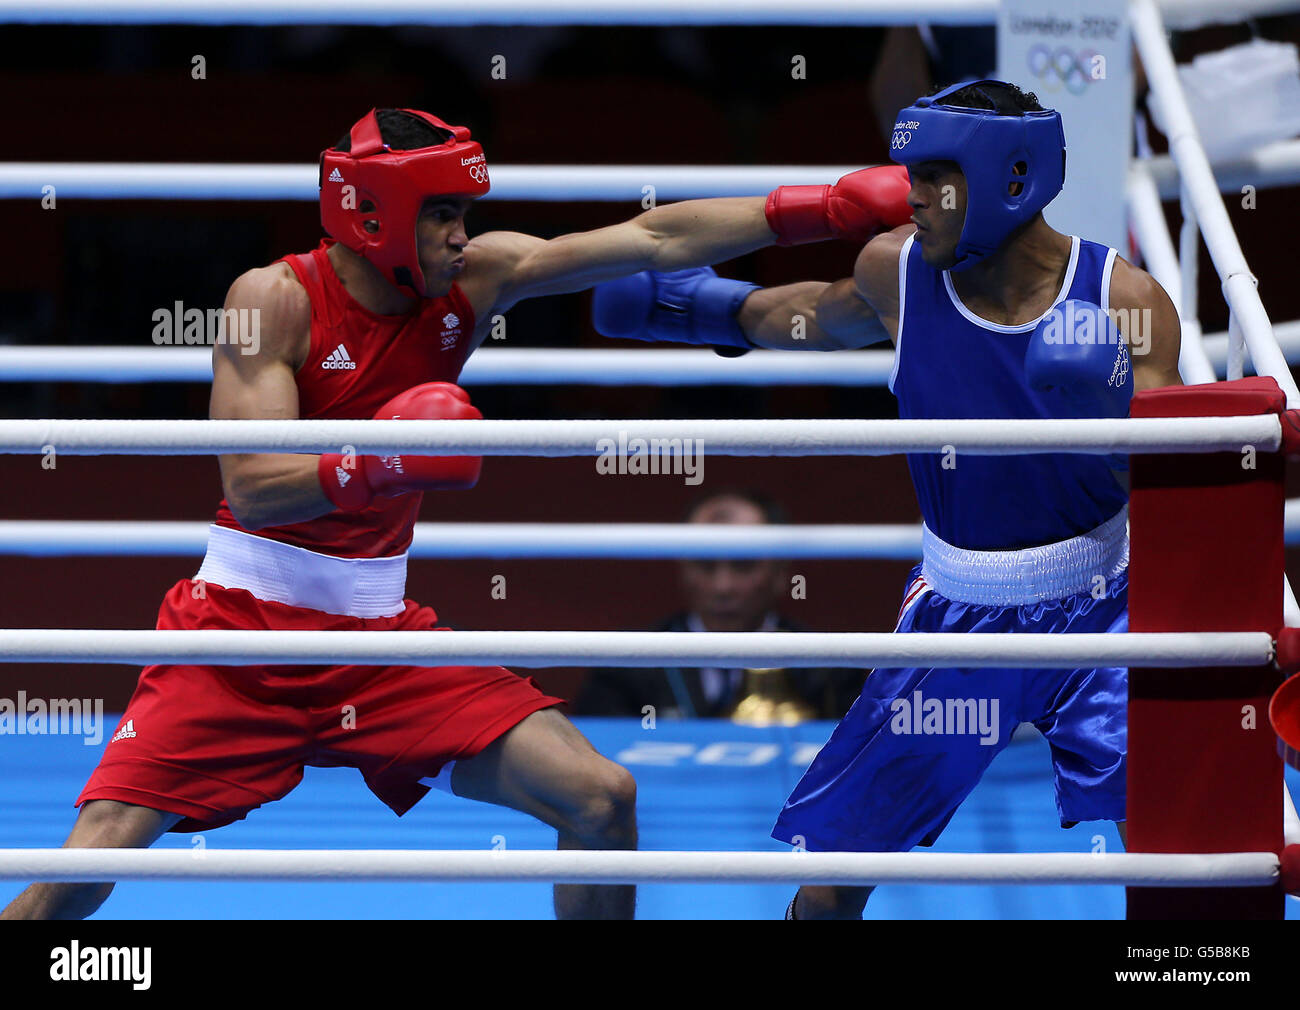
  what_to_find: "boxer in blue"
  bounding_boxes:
[593,80,1185,918]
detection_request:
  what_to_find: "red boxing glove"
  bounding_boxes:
[765,165,912,247]
[318,382,483,512]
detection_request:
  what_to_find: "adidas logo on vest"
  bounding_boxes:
[322,344,357,370]
[110,719,137,743]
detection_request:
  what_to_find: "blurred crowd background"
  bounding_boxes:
[2,17,1299,712]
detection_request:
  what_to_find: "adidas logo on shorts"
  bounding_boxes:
[322,344,357,370]
[110,719,137,743]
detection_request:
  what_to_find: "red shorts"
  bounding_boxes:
[78,580,564,832]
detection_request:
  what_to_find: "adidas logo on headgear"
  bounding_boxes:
[322,344,357,370]
[328,167,344,183]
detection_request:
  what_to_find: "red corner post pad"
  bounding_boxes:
[1128,377,1287,917]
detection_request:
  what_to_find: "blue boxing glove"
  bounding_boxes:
[592,266,760,357]
[1026,299,1133,468]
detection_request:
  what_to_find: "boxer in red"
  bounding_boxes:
[2,108,908,921]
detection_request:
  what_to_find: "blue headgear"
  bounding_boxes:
[889,80,1066,271]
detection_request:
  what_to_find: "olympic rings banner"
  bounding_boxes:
[998,0,1131,257]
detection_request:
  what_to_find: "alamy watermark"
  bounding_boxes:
[0,693,105,745]
[152,301,260,355]
[889,690,999,746]
[50,942,151,989]
[1038,303,1150,357]
[595,432,704,486]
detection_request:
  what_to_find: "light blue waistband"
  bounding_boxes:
[921,507,1129,607]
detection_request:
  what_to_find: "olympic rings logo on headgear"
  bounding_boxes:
[1026,44,1097,96]
[891,130,912,150]
[468,164,489,184]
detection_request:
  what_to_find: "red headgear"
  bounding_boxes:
[319,108,490,297]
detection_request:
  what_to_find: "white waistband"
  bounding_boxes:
[195,525,408,618]
[920,507,1129,607]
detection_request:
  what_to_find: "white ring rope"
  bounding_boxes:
[10,152,1300,203]
[0,630,1273,668]
[0,0,999,27]
[0,849,1275,886]
[0,521,926,559]
[1,335,1295,385]
[0,0,1284,31]
[0,164,867,202]
[0,347,900,386]
[7,511,1300,558]
[0,416,1278,456]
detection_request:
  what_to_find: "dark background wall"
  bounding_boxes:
[2,19,1299,707]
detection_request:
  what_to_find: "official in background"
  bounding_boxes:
[575,491,865,720]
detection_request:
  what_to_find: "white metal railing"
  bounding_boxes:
[1127,0,1300,639]
[1127,164,1218,384]
[0,629,1273,668]
[1132,0,1299,408]
[1145,140,1300,198]
[0,416,1279,456]
[0,848,1276,886]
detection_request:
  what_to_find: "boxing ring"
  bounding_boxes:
[4,0,1300,920]
[1,411,1298,918]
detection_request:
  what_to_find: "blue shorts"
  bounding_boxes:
[772,565,1127,852]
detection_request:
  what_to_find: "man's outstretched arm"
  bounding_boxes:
[466,167,911,317]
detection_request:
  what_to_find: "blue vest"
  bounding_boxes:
[890,234,1128,551]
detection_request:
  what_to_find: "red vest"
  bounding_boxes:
[213,239,477,558]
